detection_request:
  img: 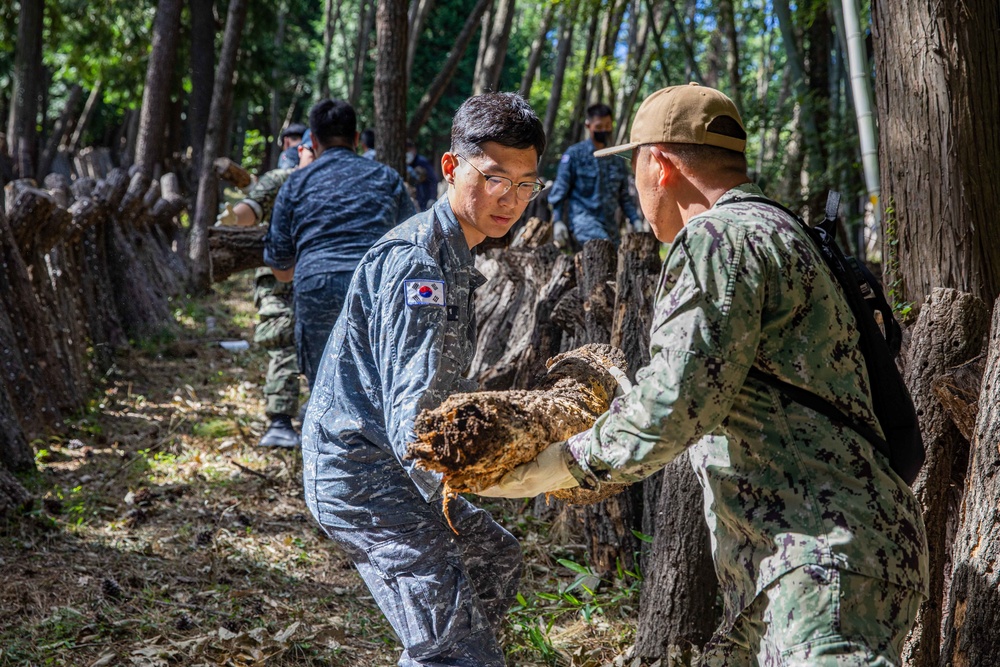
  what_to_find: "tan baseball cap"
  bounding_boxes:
[594,82,746,157]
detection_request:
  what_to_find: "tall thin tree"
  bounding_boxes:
[135,0,184,181]
[188,0,250,291]
[7,0,45,178]
[188,0,216,179]
[375,0,408,174]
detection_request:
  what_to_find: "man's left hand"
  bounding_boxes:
[478,441,578,498]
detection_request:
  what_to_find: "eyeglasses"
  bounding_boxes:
[455,154,543,202]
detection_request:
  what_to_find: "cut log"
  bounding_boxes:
[213,157,252,188]
[410,343,629,503]
[209,225,267,282]
[933,355,986,443]
[900,288,989,667]
[941,298,1000,664]
[0,465,33,518]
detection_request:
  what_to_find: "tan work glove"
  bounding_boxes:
[215,202,237,226]
[478,441,579,498]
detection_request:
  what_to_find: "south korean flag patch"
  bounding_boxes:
[404,279,446,307]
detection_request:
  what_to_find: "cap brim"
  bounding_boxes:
[593,141,643,158]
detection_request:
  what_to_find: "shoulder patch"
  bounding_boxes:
[404,279,446,307]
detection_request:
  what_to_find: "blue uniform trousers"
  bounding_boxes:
[308,449,520,666]
[293,270,354,389]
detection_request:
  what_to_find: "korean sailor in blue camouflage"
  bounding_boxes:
[301,93,547,666]
[483,84,928,666]
[264,100,415,389]
[547,102,640,248]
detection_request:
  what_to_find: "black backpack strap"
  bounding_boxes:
[746,367,891,461]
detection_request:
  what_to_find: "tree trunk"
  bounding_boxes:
[873,0,1000,309]
[933,356,986,445]
[188,0,248,292]
[188,0,215,179]
[718,0,741,113]
[473,0,516,94]
[318,0,336,99]
[407,0,492,139]
[940,298,1000,665]
[406,0,436,84]
[375,0,408,177]
[565,2,601,147]
[634,453,720,661]
[471,0,495,95]
[267,8,288,170]
[37,84,83,179]
[68,81,102,154]
[135,0,184,182]
[350,0,376,108]
[7,0,45,179]
[541,5,576,171]
[518,2,556,97]
[898,289,990,667]
[0,464,32,518]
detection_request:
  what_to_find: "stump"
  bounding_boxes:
[409,343,629,503]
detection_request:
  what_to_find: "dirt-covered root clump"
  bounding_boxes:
[409,344,631,503]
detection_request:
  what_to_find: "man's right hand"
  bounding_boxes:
[477,441,579,498]
[215,203,237,226]
[552,220,570,248]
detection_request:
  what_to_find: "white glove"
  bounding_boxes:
[607,365,633,397]
[552,220,570,248]
[478,441,579,498]
[215,202,237,226]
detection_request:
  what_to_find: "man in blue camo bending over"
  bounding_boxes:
[301,93,546,666]
[483,84,928,666]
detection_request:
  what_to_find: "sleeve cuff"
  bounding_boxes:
[563,433,602,491]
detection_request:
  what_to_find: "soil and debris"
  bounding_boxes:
[0,272,639,667]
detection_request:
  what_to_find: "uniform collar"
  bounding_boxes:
[432,196,487,287]
[714,182,764,207]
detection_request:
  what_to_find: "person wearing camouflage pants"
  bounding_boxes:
[218,163,303,448]
[483,84,928,666]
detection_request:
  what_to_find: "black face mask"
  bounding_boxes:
[592,130,612,145]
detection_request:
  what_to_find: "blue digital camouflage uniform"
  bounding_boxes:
[547,138,639,245]
[564,183,928,664]
[264,147,416,387]
[240,168,299,419]
[301,197,520,666]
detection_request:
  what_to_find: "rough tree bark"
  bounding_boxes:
[208,226,267,282]
[933,356,986,445]
[188,0,215,179]
[7,0,45,178]
[375,0,408,177]
[898,289,990,667]
[135,0,184,182]
[406,0,435,84]
[940,299,1000,665]
[37,84,83,179]
[873,1,1000,308]
[350,0,376,108]
[540,4,576,171]
[410,343,627,500]
[188,0,249,292]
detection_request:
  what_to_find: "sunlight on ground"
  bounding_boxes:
[1,271,639,667]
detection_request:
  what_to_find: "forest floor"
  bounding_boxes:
[0,272,641,667]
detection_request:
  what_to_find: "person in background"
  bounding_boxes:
[359,128,376,160]
[302,92,545,667]
[264,99,415,388]
[483,83,928,666]
[547,102,640,249]
[277,123,308,170]
[214,131,315,448]
[406,138,439,211]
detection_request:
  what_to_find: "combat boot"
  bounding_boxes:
[258,414,300,448]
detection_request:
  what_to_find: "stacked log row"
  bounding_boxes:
[0,168,189,466]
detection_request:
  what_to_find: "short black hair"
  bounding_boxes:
[655,117,748,174]
[360,128,375,149]
[451,92,545,161]
[586,103,613,120]
[309,99,357,149]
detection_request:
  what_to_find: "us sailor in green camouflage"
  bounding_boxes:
[483,84,928,666]
[218,165,302,448]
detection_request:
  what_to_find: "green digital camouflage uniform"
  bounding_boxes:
[565,183,929,665]
[242,168,300,418]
